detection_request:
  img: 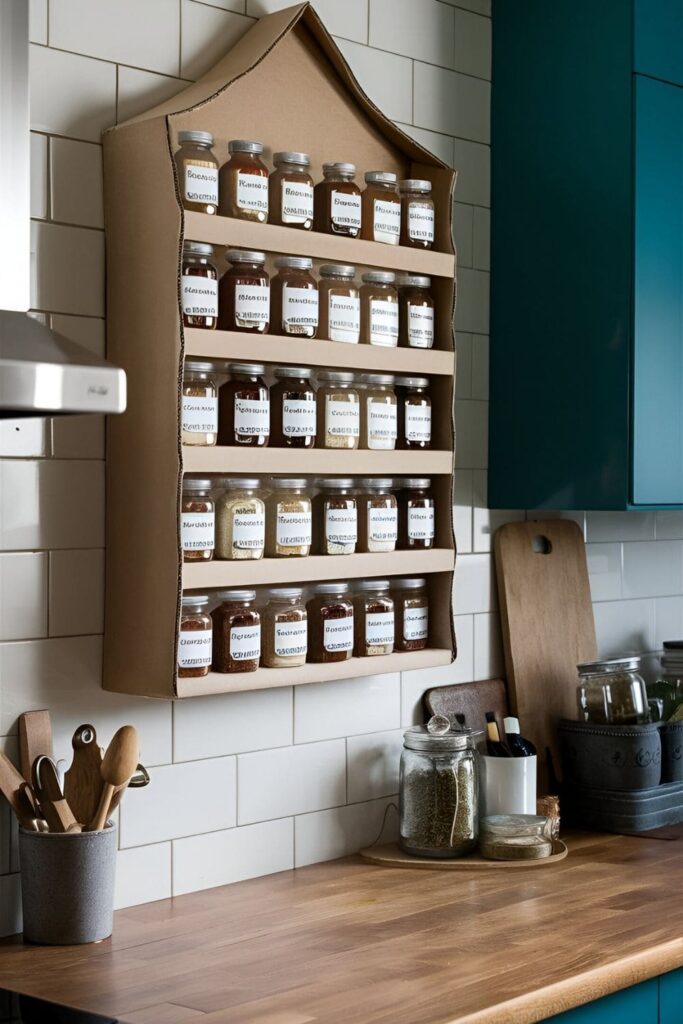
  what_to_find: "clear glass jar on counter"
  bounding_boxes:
[182,360,218,446]
[178,595,212,678]
[479,815,553,862]
[271,257,319,338]
[648,642,683,720]
[212,589,261,674]
[218,362,269,447]
[577,657,649,725]
[398,275,435,349]
[181,241,218,330]
[214,477,265,560]
[181,478,214,563]
[270,366,316,449]
[316,370,360,449]
[398,477,435,550]
[318,265,360,344]
[313,162,362,237]
[313,478,357,556]
[397,376,432,449]
[360,272,399,347]
[269,152,314,229]
[358,373,397,451]
[262,588,307,668]
[219,140,269,222]
[361,171,401,245]
[174,130,218,215]
[265,478,312,558]
[392,577,429,652]
[357,477,398,554]
[399,179,435,249]
[400,719,478,858]
[353,579,394,657]
[218,249,270,334]
[307,582,354,663]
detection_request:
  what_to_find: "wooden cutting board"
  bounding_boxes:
[494,519,598,791]
[424,678,509,738]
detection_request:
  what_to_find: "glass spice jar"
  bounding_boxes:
[316,370,360,450]
[178,595,212,678]
[262,588,307,668]
[398,275,435,349]
[313,162,362,237]
[182,241,218,331]
[357,478,398,554]
[397,376,432,449]
[313,478,357,556]
[271,257,319,338]
[219,140,269,222]
[214,477,265,560]
[270,366,316,449]
[399,179,435,249]
[174,130,219,215]
[318,264,360,344]
[361,171,401,245]
[212,589,261,674]
[182,360,218,446]
[181,478,215,563]
[269,152,314,229]
[218,362,269,447]
[358,373,397,451]
[360,271,399,347]
[392,577,429,652]
[218,249,270,334]
[398,477,435,550]
[577,657,649,725]
[353,580,395,657]
[265,478,312,558]
[307,582,354,663]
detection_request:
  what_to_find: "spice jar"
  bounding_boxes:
[265,478,312,558]
[178,595,212,678]
[212,589,261,673]
[181,478,215,563]
[262,588,307,668]
[316,370,360,449]
[218,363,269,447]
[361,171,401,245]
[174,130,218,215]
[318,265,360,344]
[270,366,316,449]
[357,478,398,554]
[313,162,362,237]
[398,477,435,550]
[219,140,269,222]
[218,249,270,334]
[392,577,429,652]
[400,719,479,858]
[269,152,314,229]
[313,478,357,556]
[358,373,397,451]
[215,477,265,560]
[181,241,218,330]
[360,272,399,347]
[479,815,553,862]
[399,179,435,249]
[397,376,432,449]
[576,657,649,725]
[271,257,319,338]
[398,275,435,349]
[307,582,354,663]
[182,360,218,446]
[353,580,395,657]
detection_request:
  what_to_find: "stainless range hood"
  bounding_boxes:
[0,0,125,417]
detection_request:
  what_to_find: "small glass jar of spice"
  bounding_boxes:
[360,272,399,347]
[174,130,218,215]
[178,595,212,678]
[218,363,270,447]
[358,373,397,451]
[181,478,215,563]
[269,152,314,229]
[215,477,265,561]
[266,478,312,558]
[361,171,401,245]
[399,179,435,249]
[212,589,261,674]
[270,366,316,449]
[354,580,395,657]
[307,583,354,663]
[271,257,319,338]
[262,588,307,668]
[398,275,435,349]
[357,477,398,553]
[313,478,357,556]
[182,360,218,447]
[314,162,362,237]
[219,140,269,222]
[397,376,432,449]
[392,578,429,652]
[181,242,218,330]
[318,265,360,344]
[316,371,360,450]
[398,478,435,550]
[219,250,270,334]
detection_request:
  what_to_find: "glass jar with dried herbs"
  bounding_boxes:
[397,275,435,349]
[391,577,429,652]
[396,376,432,450]
[269,152,314,229]
[313,477,357,556]
[181,241,218,330]
[181,478,214,563]
[398,477,435,550]
[174,130,218,215]
[270,366,317,449]
[219,140,269,222]
[265,478,312,558]
[212,589,261,674]
[182,360,219,446]
[316,370,360,449]
[360,272,399,347]
[215,477,265,560]
[218,250,270,334]
[218,363,270,447]
[353,580,395,657]
[358,373,397,451]
[307,582,354,663]
[178,595,212,678]
[357,478,398,554]
[262,588,307,668]
[399,179,435,249]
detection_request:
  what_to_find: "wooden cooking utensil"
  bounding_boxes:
[32,755,81,834]
[18,710,53,785]
[0,751,39,825]
[424,679,509,738]
[88,726,139,832]
[64,723,103,825]
[107,762,150,816]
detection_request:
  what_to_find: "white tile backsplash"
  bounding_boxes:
[173,818,294,895]
[294,674,400,744]
[586,511,656,543]
[453,8,491,79]
[397,123,454,165]
[655,596,683,648]
[453,203,474,269]
[173,687,293,761]
[0,460,104,550]
[414,63,490,142]
[50,139,104,228]
[594,599,656,658]
[237,740,346,824]
[31,222,105,316]
[622,541,683,599]
[117,68,189,124]
[30,133,48,220]
[0,418,47,459]
[114,844,172,909]
[180,1,253,80]
[586,543,623,602]
[473,611,503,679]
[369,0,454,68]
[48,549,105,636]
[346,729,403,802]
[335,38,413,124]
[30,45,117,142]
[29,0,48,45]
[249,0,368,43]
[294,796,397,867]
[0,553,48,642]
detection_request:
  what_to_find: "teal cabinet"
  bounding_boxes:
[546,978,658,1023]
[660,966,683,1023]
[634,0,683,86]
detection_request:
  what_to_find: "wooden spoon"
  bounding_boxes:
[88,726,139,832]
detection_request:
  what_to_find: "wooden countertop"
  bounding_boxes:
[1,830,683,1023]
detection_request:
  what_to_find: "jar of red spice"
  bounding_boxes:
[391,578,429,652]
[178,595,212,678]
[212,589,261,673]
[353,580,395,657]
[307,583,354,663]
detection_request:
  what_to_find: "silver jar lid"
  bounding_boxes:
[358,373,395,386]
[403,723,474,752]
[273,151,310,166]
[225,249,266,265]
[355,579,391,591]
[316,370,355,384]
[274,256,313,270]
[397,274,431,288]
[362,271,395,285]
[220,477,261,489]
[317,477,354,489]
[182,477,213,490]
[399,178,431,193]
[274,366,312,379]
[181,594,210,607]
[228,362,266,376]
[364,170,398,185]
[270,478,308,489]
[401,478,431,489]
[184,360,217,374]
[215,589,256,602]
[320,264,356,278]
[313,582,349,595]
[178,130,214,146]
[183,240,214,258]
[323,161,356,175]
[267,587,304,600]
[228,139,263,154]
[361,477,394,490]
[391,577,427,589]
[396,376,429,388]
[577,656,642,676]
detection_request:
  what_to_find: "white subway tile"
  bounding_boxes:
[174,687,293,761]
[50,139,104,229]
[181,2,253,80]
[401,659,469,726]
[32,222,104,317]
[396,123,454,165]
[622,541,683,599]
[455,399,488,469]
[473,206,490,269]
[295,796,397,867]
[173,818,293,896]
[50,315,105,357]
[471,334,488,399]
[472,468,487,508]
[0,874,21,938]
[30,45,116,143]
[473,508,524,554]
[0,553,48,642]
[473,611,504,679]
[294,673,400,743]
[454,268,489,333]
[117,68,189,124]
[453,8,491,79]
[196,0,246,11]
[0,418,47,458]
[453,552,495,613]
[453,202,473,268]
[453,137,490,207]
[453,468,473,554]
[594,599,655,658]
[0,459,104,550]
[120,757,236,847]
[586,543,623,602]
[526,509,586,537]
[248,0,368,43]
[237,740,346,824]
[585,511,655,543]
[347,729,403,802]
[656,511,683,541]
[115,843,172,909]
[369,0,454,67]
[335,38,413,124]
[30,0,48,44]
[50,415,105,460]
[30,133,48,220]
[414,62,490,143]
[655,596,683,648]
[48,549,104,636]
[453,613,475,680]
[441,0,490,10]
[455,333,472,398]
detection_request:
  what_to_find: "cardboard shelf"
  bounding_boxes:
[182,447,453,474]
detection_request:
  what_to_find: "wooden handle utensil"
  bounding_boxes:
[64,724,103,826]
[32,755,81,834]
[18,710,53,785]
[0,750,37,822]
[88,726,139,832]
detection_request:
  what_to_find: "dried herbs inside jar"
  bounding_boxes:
[266,478,312,558]
[391,577,429,652]
[353,580,394,657]
[313,478,357,556]
[212,589,260,673]
[215,477,265,560]
[178,595,212,678]
[262,588,307,668]
[307,583,354,663]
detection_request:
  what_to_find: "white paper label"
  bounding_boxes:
[404,606,428,641]
[368,506,398,543]
[182,395,217,434]
[178,628,212,668]
[366,611,395,647]
[184,164,218,205]
[407,304,434,348]
[326,507,357,545]
[373,197,401,243]
[368,400,397,448]
[281,180,314,224]
[326,397,359,437]
[234,283,270,324]
[331,189,361,231]
[181,511,214,550]
[274,620,307,657]
[408,202,435,242]
[328,294,360,343]
[323,616,354,653]
[276,510,312,547]
[283,398,317,437]
[182,275,217,317]
[369,299,399,346]
[283,285,319,330]
[233,512,265,550]
[405,403,432,443]
[230,623,261,662]
[234,397,270,436]
[408,506,435,540]
[236,172,268,214]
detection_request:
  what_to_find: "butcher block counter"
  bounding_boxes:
[1,830,683,1023]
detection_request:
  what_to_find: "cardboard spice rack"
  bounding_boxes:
[102,1,457,699]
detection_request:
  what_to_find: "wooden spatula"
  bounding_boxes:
[88,726,139,832]
[0,750,39,826]
[64,724,103,825]
[18,710,53,785]
[32,756,81,833]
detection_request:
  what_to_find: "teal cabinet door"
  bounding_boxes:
[545,978,658,1022]
[634,0,683,87]
[660,967,683,1023]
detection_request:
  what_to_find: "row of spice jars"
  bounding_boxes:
[182,476,436,562]
[182,363,433,451]
[175,134,436,248]
[183,245,435,350]
[178,577,430,677]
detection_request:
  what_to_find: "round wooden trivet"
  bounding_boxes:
[360,839,568,870]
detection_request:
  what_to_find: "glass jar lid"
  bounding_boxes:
[577,656,642,676]
[228,362,266,376]
[317,370,355,385]
[182,594,210,608]
[356,579,391,592]
[219,476,261,489]
[480,814,548,837]
[365,171,398,185]
[267,587,304,600]
[402,477,431,489]
[228,139,264,154]
[178,130,214,146]
[399,179,431,193]
[320,264,356,278]
[274,366,313,379]
[403,723,474,752]
[313,582,349,595]
[397,274,431,288]
[182,477,213,491]
[317,477,355,489]
[273,151,310,166]
[225,249,266,265]
[323,161,356,175]
[391,577,427,589]
[358,373,395,386]
[184,360,217,374]
[270,477,307,489]
[274,256,313,270]
[215,588,256,602]
[361,477,394,490]
[396,376,429,388]
[362,271,395,285]
[183,240,214,258]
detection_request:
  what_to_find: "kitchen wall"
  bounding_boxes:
[0,0,680,935]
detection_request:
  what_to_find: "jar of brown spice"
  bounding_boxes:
[218,362,270,447]
[360,272,399,347]
[262,588,307,668]
[269,152,314,229]
[358,373,397,451]
[271,257,319,338]
[307,582,354,663]
[182,241,218,330]
[219,249,270,334]
[174,130,218,215]
[316,370,360,449]
[181,478,215,562]
[178,595,212,678]
[219,140,269,222]
[353,580,395,657]
[270,366,317,449]
[265,478,312,558]
[361,171,401,245]
[397,275,435,349]
[398,477,435,550]
[399,179,435,249]
[313,162,362,236]
[212,589,261,673]
[357,477,398,553]
[396,376,432,450]
[391,578,429,652]
[318,264,360,344]
[182,360,219,447]
[313,478,357,556]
